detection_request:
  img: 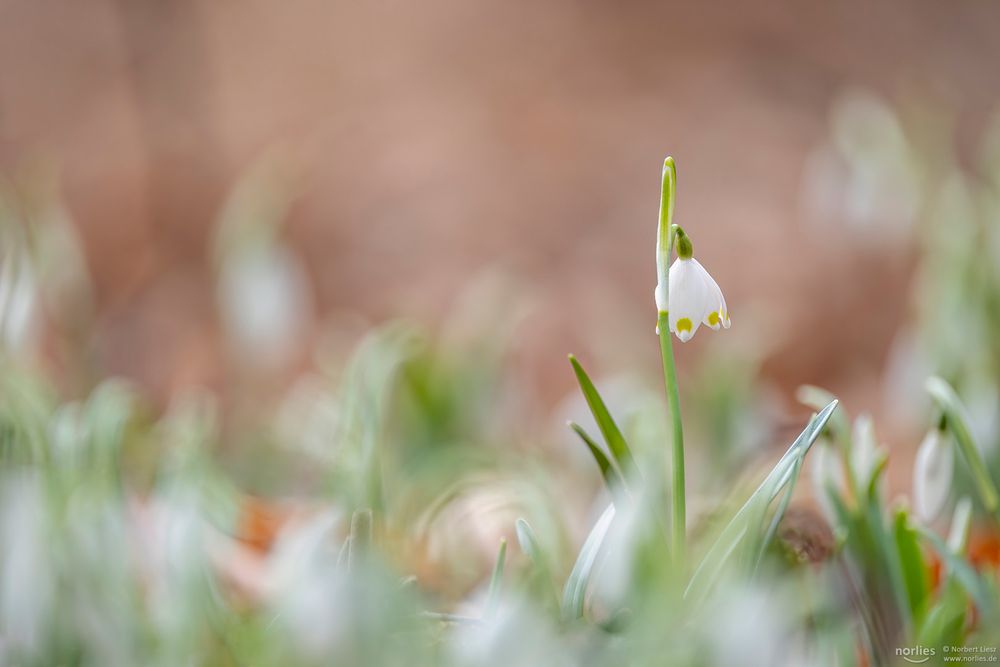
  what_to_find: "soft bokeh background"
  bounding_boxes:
[2,0,1000,479]
[4,4,1000,664]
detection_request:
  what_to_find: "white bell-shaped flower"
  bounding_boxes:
[913,428,953,522]
[810,438,845,522]
[655,257,730,342]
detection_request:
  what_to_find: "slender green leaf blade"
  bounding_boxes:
[567,355,636,478]
[515,518,559,609]
[685,400,838,600]
[569,421,627,496]
[348,508,373,571]
[485,538,507,618]
[562,504,616,621]
[755,457,802,569]
[893,509,930,621]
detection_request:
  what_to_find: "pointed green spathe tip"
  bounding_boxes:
[656,156,677,298]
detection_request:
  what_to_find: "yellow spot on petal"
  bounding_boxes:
[707,311,720,326]
[676,318,692,333]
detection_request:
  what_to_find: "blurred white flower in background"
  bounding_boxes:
[218,243,311,370]
[704,583,818,667]
[449,595,575,667]
[850,414,885,489]
[912,428,953,522]
[214,154,313,371]
[801,89,920,240]
[0,250,38,353]
[0,475,56,660]
[810,438,845,522]
[882,329,934,429]
[266,511,347,659]
[274,374,342,462]
[0,170,94,359]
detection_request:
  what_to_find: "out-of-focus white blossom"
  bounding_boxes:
[913,428,953,522]
[274,375,341,462]
[0,252,38,352]
[449,595,575,667]
[947,497,973,553]
[810,439,845,521]
[704,583,812,667]
[217,244,311,369]
[850,414,885,488]
[0,475,55,659]
[801,89,919,238]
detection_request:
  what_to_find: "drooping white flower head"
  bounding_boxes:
[913,428,953,522]
[654,158,730,342]
[654,231,729,342]
[654,256,730,342]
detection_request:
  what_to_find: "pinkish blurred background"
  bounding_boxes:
[2,0,999,426]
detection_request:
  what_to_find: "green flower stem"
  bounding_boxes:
[658,310,685,567]
[656,157,686,567]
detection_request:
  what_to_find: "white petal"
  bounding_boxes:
[668,259,708,342]
[810,440,844,523]
[850,414,882,486]
[913,430,953,522]
[690,259,730,331]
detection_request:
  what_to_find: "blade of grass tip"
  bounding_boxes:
[562,504,616,621]
[348,509,372,571]
[515,518,544,566]
[569,421,627,498]
[515,518,559,606]
[685,400,837,600]
[337,536,352,569]
[796,385,850,446]
[893,509,930,620]
[567,355,637,479]
[485,538,507,619]
[926,376,1000,517]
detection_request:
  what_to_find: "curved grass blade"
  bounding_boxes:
[567,355,636,478]
[485,538,507,619]
[797,385,850,445]
[925,376,1000,515]
[568,421,627,496]
[337,535,352,569]
[685,400,838,601]
[348,508,372,571]
[754,457,802,569]
[562,504,616,621]
[515,518,559,608]
[893,509,930,621]
[515,519,544,568]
